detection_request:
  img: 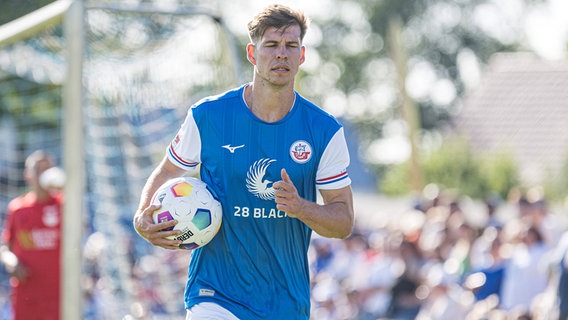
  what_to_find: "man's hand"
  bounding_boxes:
[1,246,28,281]
[273,168,354,239]
[273,168,306,218]
[133,204,183,250]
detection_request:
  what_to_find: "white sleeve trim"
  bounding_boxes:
[316,127,351,190]
[166,108,201,170]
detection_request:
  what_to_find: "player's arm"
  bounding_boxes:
[273,169,354,239]
[133,156,184,249]
[0,244,28,281]
[1,212,29,281]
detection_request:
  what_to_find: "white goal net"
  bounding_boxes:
[0,2,242,319]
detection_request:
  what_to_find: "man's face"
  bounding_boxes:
[25,157,54,189]
[248,24,305,87]
[35,158,53,177]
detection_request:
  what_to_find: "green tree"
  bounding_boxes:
[290,0,542,194]
[382,137,519,199]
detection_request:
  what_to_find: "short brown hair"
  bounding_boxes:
[247,4,309,43]
[24,150,53,176]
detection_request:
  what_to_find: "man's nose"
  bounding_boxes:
[276,45,288,59]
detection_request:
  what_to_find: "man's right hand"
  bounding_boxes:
[133,204,183,250]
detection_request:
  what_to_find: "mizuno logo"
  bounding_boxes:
[222,144,245,153]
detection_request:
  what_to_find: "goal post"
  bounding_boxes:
[0,1,85,319]
[61,1,85,320]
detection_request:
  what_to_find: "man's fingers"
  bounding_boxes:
[280,168,292,183]
[142,204,161,216]
[274,168,293,193]
[135,205,183,250]
[149,233,182,250]
[146,223,182,250]
[150,218,178,232]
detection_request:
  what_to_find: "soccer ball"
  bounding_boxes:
[151,176,222,250]
[39,166,66,189]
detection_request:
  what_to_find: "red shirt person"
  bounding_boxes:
[1,150,64,320]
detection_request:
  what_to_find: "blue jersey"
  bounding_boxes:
[167,84,351,319]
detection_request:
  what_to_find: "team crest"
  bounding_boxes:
[290,140,312,164]
[42,205,60,227]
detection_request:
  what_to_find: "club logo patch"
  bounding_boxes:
[290,140,312,164]
[42,205,60,227]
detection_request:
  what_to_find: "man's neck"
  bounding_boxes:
[245,81,295,123]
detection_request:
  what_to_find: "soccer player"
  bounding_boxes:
[1,150,64,320]
[133,4,354,319]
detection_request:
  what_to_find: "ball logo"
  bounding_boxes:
[290,140,312,164]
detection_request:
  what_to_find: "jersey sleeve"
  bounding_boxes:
[2,200,18,245]
[316,127,351,190]
[167,107,202,170]
[1,213,12,245]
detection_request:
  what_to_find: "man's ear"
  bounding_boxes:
[246,43,256,65]
[300,46,306,65]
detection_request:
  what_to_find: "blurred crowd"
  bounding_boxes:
[3,184,568,320]
[309,185,568,320]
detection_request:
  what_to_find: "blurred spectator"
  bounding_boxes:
[349,231,398,319]
[0,150,64,320]
[385,238,424,319]
[311,237,336,275]
[500,226,550,313]
[526,198,564,246]
[484,196,503,228]
[467,227,506,301]
[416,263,473,320]
[554,231,568,320]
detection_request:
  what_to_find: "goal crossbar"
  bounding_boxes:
[0,0,71,48]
